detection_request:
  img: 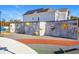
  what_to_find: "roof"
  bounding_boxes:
[0,22,10,26]
[23,8,68,15]
[58,8,68,12]
[23,8,49,15]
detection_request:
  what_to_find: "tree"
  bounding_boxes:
[70,16,77,20]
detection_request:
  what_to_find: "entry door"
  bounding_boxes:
[10,23,15,33]
[39,22,46,36]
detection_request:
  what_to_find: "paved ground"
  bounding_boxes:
[0,37,37,54]
[2,33,76,40]
[1,33,79,54]
[17,39,79,46]
[27,44,79,54]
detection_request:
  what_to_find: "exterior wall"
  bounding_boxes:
[23,10,55,36]
[23,15,38,22]
[38,10,55,21]
[45,22,61,36]
[55,10,69,21]
[23,9,69,22]
[15,22,25,34]
[24,22,39,35]
[21,20,77,39]
[45,20,77,39]
[39,22,46,36]
[10,23,15,33]
[23,10,55,22]
[0,22,10,34]
[23,9,77,39]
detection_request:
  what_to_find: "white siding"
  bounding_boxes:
[39,22,46,36]
[55,10,69,21]
[10,23,15,33]
[23,10,55,22]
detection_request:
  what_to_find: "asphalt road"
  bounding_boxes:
[27,44,79,54]
[1,33,79,54]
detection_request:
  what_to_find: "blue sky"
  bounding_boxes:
[0,5,79,21]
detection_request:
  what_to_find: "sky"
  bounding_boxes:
[0,5,79,21]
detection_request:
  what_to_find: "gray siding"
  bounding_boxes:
[23,11,55,22]
[24,22,39,35]
[15,23,25,34]
[39,12,55,21]
[23,10,77,39]
[22,20,77,39]
[45,20,77,39]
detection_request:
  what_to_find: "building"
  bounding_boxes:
[15,20,24,34]
[55,8,70,21]
[22,8,77,39]
[0,22,10,35]
[45,20,77,39]
[9,19,23,33]
[10,23,15,33]
[0,20,16,35]
[23,8,70,21]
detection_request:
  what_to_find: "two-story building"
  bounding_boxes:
[23,8,70,36]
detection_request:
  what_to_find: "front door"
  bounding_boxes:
[39,22,46,36]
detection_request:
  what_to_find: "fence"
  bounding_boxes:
[15,20,77,40]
